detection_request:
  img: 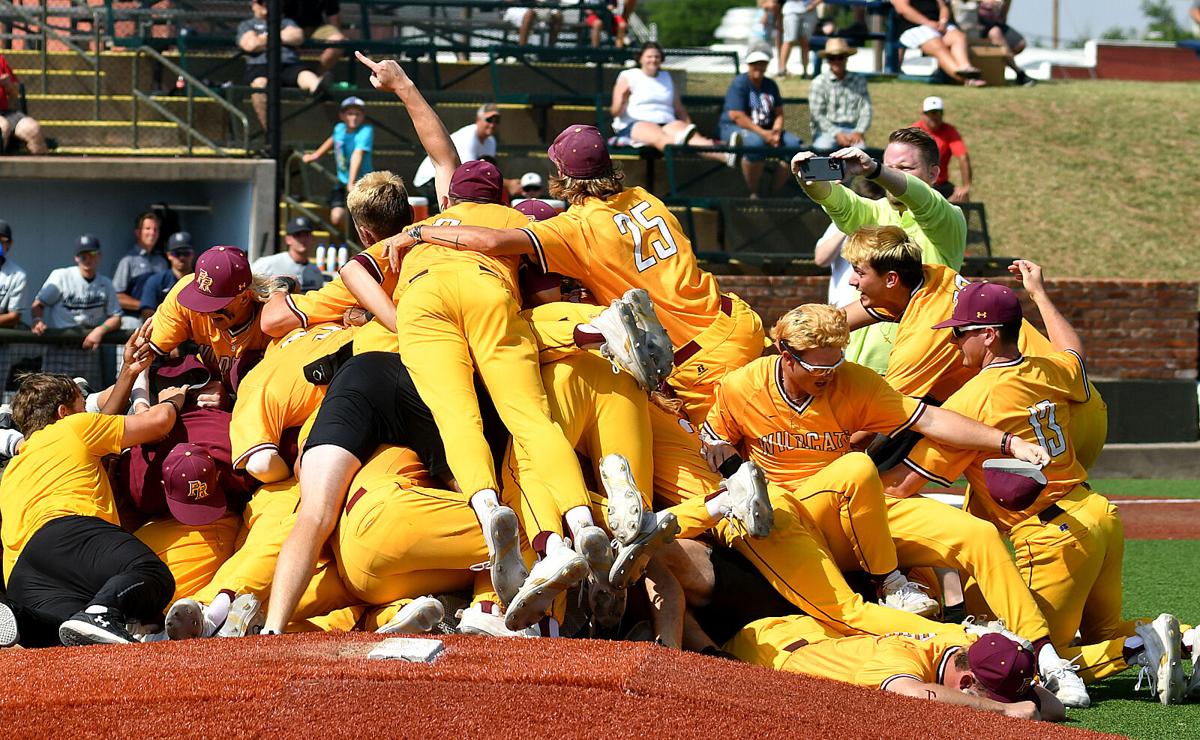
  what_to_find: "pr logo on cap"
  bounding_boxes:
[197,270,214,294]
[188,479,209,501]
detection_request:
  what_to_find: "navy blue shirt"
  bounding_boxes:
[721,73,783,130]
[139,269,186,313]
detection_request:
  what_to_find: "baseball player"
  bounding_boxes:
[727,616,1064,721]
[883,262,1193,706]
[699,303,1051,639]
[837,225,1107,470]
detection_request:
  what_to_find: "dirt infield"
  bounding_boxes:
[1110,496,1200,540]
[0,633,1114,738]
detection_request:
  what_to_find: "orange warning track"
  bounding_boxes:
[0,633,1113,737]
[1109,496,1200,540]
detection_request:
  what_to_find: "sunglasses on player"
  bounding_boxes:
[781,341,845,376]
[950,324,1001,339]
[484,115,501,124]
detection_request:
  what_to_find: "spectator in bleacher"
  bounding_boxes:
[0,53,48,155]
[518,171,546,200]
[807,38,871,152]
[503,0,563,47]
[138,232,194,319]
[975,1,1034,86]
[282,0,346,75]
[113,211,168,330]
[611,42,736,167]
[0,220,28,328]
[303,96,374,229]
[748,0,781,57]
[251,216,325,292]
[413,103,498,214]
[910,96,971,203]
[238,0,328,133]
[587,1,633,49]
[719,50,804,196]
[30,235,122,352]
[777,1,819,79]
[891,0,984,86]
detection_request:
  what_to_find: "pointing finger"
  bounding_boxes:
[355,50,379,70]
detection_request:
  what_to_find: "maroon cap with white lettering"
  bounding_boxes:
[179,246,252,313]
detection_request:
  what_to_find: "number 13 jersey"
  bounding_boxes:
[520,186,721,348]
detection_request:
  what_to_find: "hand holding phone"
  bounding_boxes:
[797,157,844,182]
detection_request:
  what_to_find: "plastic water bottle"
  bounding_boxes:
[315,243,327,272]
[337,243,349,268]
[325,244,339,274]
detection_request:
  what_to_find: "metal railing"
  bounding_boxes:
[130,44,249,155]
[282,151,357,247]
[2,0,105,118]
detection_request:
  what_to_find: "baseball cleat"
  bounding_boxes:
[879,579,940,618]
[961,617,1032,649]
[217,593,264,638]
[1038,651,1090,708]
[504,545,589,632]
[486,505,528,608]
[457,602,538,638]
[575,525,625,629]
[590,292,667,392]
[0,600,19,648]
[1134,613,1184,705]
[724,460,773,539]
[619,288,675,386]
[610,511,680,589]
[600,453,648,546]
[376,596,445,635]
[165,598,209,640]
[1186,635,1200,699]
[59,605,135,646]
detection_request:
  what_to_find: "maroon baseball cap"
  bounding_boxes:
[514,199,559,222]
[154,354,212,391]
[982,458,1048,511]
[932,281,1022,330]
[967,634,1037,704]
[161,443,226,525]
[179,246,252,313]
[449,160,504,204]
[548,125,612,179]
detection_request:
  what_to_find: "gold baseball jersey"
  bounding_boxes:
[792,631,965,691]
[1,412,126,580]
[148,274,272,373]
[396,202,529,295]
[702,356,926,488]
[903,350,1091,532]
[519,186,723,348]
[230,323,356,468]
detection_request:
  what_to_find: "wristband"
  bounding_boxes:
[407,225,423,242]
[1000,432,1013,455]
[162,398,182,415]
[866,158,883,180]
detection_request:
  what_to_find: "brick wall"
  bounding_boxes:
[716,276,1199,381]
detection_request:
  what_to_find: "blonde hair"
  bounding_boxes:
[840,225,923,288]
[346,170,414,237]
[769,304,850,352]
[548,166,625,206]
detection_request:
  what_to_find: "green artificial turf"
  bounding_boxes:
[1090,480,1200,500]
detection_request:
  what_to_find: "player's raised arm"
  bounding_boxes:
[1009,259,1084,361]
[355,51,459,209]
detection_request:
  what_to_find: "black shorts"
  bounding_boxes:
[978,22,1024,50]
[691,542,802,647]
[330,184,347,208]
[244,62,309,87]
[303,351,508,481]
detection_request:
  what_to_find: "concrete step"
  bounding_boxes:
[25,93,227,128]
[38,119,187,148]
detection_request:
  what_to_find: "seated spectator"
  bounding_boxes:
[777,0,819,78]
[0,53,48,155]
[413,103,498,214]
[283,0,345,75]
[976,0,1034,86]
[30,235,121,351]
[719,50,805,196]
[251,216,325,292]
[808,38,871,152]
[303,96,374,229]
[519,172,545,200]
[911,96,971,203]
[238,0,326,132]
[139,232,195,319]
[114,211,168,330]
[611,42,736,167]
[0,219,28,328]
[892,0,984,86]
[748,0,781,57]
[587,1,633,49]
[503,0,562,47]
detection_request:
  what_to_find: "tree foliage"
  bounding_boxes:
[639,0,744,48]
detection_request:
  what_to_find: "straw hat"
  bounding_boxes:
[818,38,856,59]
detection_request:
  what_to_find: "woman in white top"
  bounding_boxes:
[610,42,735,166]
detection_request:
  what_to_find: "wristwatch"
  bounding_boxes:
[866,159,883,180]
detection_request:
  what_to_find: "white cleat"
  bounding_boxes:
[1187,634,1200,699]
[879,579,940,618]
[165,598,209,640]
[457,602,538,638]
[376,596,445,635]
[0,600,19,648]
[619,288,675,387]
[961,617,1031,649]
[576,525,625,629]
[724,460,773,539]
[1134,613,1184,705]
[600,453,648,546]
[487,505,528,608]
[1038,651,1091,708]
[217,593,264,638]
[590,291,671,392]
[504,545,589,633]
[610,512,680,590]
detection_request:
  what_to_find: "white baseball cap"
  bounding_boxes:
[520,172,544,190]
[922,96,945,112]
[745,50,773,66]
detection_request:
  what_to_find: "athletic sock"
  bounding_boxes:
[206,591,233,636]
[877,570,907,594]
[1037,640,1066,668]
[941,602,967,624]
[471,489,501,551]
[705,489,729,518]
[564,505,594,540]
[544,533,567,555]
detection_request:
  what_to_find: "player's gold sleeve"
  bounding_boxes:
[522,211,590,278]
[1043,350,1091,403]
[901,386,987,487]
[868,643,944,691]
[77,412,127,456]
[843,363,927,436]
[147,277,195,355]
[229,379,285,468]
[701,365,753,447]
